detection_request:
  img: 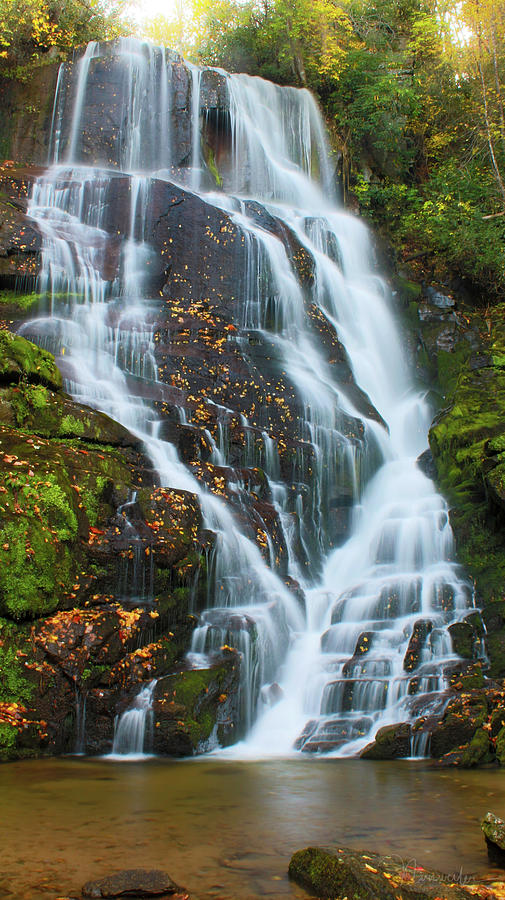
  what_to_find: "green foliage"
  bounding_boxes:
[403,161,505,295]
[188,0,505,300]
[191,0,354,87]
[0,0,129,74]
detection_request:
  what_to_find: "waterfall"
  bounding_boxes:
[111,680,157,757]
[24,38,477,758]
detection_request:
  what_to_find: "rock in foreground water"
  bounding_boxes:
[482,812,505,867]
[288,847,482,899]
[82,868,188,898]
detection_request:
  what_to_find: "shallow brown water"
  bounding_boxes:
[0,757,504,899]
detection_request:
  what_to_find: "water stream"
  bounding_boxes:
[23,38,477,757]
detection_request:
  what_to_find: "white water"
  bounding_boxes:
[24,38,476,757]
[110,680,157,758]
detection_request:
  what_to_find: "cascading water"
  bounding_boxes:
[111,680,157,757]
[23,38,477,757]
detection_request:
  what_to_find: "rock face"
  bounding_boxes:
[288,847,480,899]
[403,282,505,679]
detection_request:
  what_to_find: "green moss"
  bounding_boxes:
[0,721,17,754]
[0,467,77,618]
[0,290,43,312]
[167,665,230,748]
[81,664,110,687]
[0,619,33,704]
[458,669,485,690]
[58,415,85,436]
[395,276,422,300]
[80,473,113,527]
[205,144,223,187]
[171,669,213,708]
[496,726,505,765]
[428,311,505,667]
[10,383,51,427]
[436,340,472,397]
[484,632,505,678]
[460,727,493,767]
[448,621,474,658]
[0,331,62,390]
[289,848,367,899]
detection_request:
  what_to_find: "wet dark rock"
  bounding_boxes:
[417,448,437,480]
[81,868,187,898]
[481,812,505,867]
[54,44,227,172]
[0,166,42,290]
[296,715,374,753]
[262,681,284,706]
[353,631,374,657]
[403,619,433,672]
[360,722,411,759]
[288,846,476,899]
[0,64,59,165]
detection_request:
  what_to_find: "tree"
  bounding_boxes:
[438,0,505,210]
[0,0,129,72]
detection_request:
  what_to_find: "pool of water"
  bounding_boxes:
[1,757,504,899]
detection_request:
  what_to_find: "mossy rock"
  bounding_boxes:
[495,726,505,765]
[422,302,505,676]
[0,330,61,390]
[360,722,411,760]
[151,653,240,755]
[459,727,493,767]
[0,381,143,447]
[0,618,46,761]
[0,419,153,618]
[0,289,43,319]
[448,621,474,659]
[288,847,475,899]
[485,632,505,678]
[430,693,487,759]
[481,812,505,865]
